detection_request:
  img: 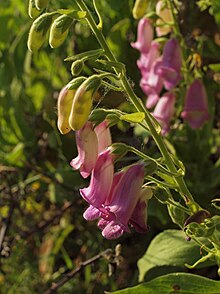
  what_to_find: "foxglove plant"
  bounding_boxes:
[27,0,219,281]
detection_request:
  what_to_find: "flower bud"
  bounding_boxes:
[57,77,86,134]
[68,76,102,131]
[71,60,84,76]
[28,0,41,19]
[28,13,53,52]
[49,14,73,48]
[35,0,49,10]
[132,0,148,20]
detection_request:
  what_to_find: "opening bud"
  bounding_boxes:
[49,14,73,48]
[68,75,102,131]
[71,60,84,76]
[28,13,53,52]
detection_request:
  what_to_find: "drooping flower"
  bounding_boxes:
[181,79,210,129]
[156,1,173,36]
[100,164,145,239]
[131,17,153,54]
[70,120,112,178]
[70,122,98,178]
[82,163,147,240]
[153,92,176,135]
[140,57,164,109]
[157,38,182,90]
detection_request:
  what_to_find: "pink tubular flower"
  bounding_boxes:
[140,58,164,109]
[70,120,112,178]
[156,1,173,37]
[153,92,176,135]
[100,164,145,239]
[82,163,148,239]
[157,38,182,90]
[70,122,98,178]
[131,18,153,54]
[80,148,114,208]
[181,79,210,129]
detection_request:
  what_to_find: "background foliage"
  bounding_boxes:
[0,0,219,293]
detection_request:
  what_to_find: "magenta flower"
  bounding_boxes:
[82,163,146,239]
[100,164,145,239]
[157,38,182,90]
[131,18,153,54]
[70,122,98,178]
[153,92,176,135]
[181,79,210,129]
[80,148,114,208]
[140,58,164,109]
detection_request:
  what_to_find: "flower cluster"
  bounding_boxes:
[69,120,152,239]
[131,2,210,133]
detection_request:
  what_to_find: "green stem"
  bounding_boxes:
[75,0,195,207]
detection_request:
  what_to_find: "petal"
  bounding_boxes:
[101,221,124,240]
[83,205,101,221]
[94,120,112,154]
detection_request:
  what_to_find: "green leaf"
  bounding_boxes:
[137,229,213,282]
[108,273,220,294]
[212,0,220,28]
[120,112,145,123]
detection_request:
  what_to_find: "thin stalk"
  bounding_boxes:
[75,0,195,207]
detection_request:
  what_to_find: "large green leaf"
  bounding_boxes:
[138,230,213,281]
[108,273,220,294]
